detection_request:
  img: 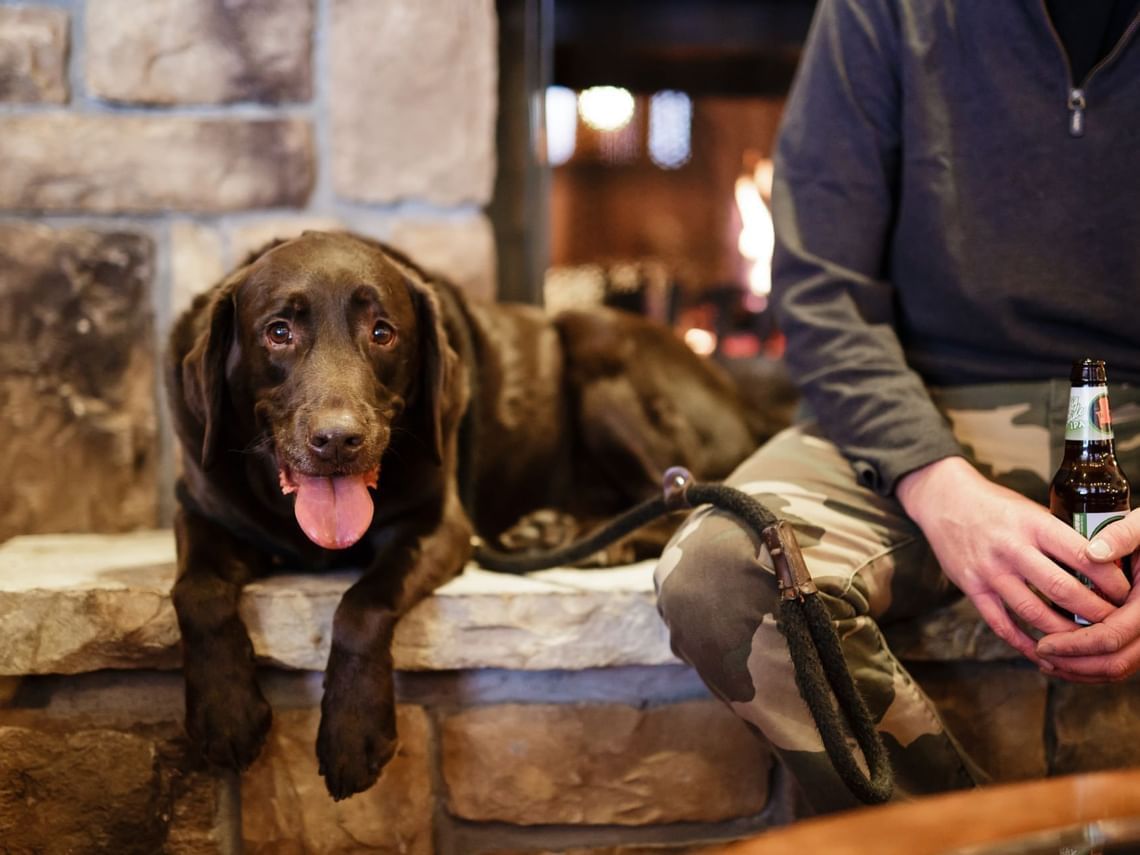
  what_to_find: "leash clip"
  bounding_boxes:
[662,466,694,510]
[761,519,818,601]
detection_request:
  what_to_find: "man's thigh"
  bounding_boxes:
[656,422,955,625]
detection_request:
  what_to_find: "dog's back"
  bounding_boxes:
[438,281,782,542]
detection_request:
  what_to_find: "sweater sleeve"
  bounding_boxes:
[770,0,963,496]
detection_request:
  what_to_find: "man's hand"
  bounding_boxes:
[1036,509,1140,681]
[896,457,1131,671]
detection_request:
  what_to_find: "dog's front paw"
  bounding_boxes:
[316,654,397,800]
[498,508,583,552]
[185,676,272,770]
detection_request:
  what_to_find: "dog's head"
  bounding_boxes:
[177,231,459,550]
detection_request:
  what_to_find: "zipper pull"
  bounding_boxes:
[1068,88,1086,137]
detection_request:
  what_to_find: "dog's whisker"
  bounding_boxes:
[237,434,274,456]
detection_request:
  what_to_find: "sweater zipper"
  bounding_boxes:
[1040,0,1140,137]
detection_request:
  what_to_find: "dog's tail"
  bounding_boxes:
[718,356,800,446]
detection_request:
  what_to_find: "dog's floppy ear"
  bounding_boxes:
[407,277,462,466]
[180,277,239,470]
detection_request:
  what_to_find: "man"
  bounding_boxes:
[656,0,1140,813]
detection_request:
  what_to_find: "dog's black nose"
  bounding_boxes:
[308,412,365,463]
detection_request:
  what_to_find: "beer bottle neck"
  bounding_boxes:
[1061,440,1118,460]
[1065,384,1115,443]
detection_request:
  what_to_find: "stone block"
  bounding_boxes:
[389,564,678,672]
[330,0,497,205]
[1050,680,1140,775]
[170,221,226,325]
[228,216,349,267]
[0,115,313,212]
[0,223,158,541]
[911,662,1049,783]
[0,533,180,675]
[389,215,497,301]
[161,758,239,855]
[441,701,772,825]
[86,0,313,105]
[227,215,497,300]
[0,725,232,854]
[0,6,69,103]
[0,533,680,675]
[242,706,433,854]
[3,671,186,730]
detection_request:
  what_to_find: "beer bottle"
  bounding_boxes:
[1049,358,1132,625]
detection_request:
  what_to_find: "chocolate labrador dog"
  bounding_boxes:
[167,230,780,799]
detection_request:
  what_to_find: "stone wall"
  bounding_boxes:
[0,0,498,542]
[5,532,1140,853]
[0,534,794,854]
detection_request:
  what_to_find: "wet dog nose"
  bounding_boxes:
[308,411,365,463]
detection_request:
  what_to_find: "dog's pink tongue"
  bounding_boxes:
[291,474,375,550]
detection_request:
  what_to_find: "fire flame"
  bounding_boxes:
[735,158,775,297]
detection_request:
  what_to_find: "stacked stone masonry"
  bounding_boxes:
[4,533,1140,853]
[0,534,787,853]
[4,2,1140,853]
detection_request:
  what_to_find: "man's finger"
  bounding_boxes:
[1038,622,1130,658]
[1036,647,1140,681]
[1037,597,1140,656]
[1039,516,1132,602]
[972,591,1050,667]
[1019,553,1116,624]
[1037,616,1140,681]
[1085,508,1140,563]
[1078,561,1132,605]
[1041,666,1115,684]
[989,574,1075,635]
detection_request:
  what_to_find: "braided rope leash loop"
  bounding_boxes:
[475,467,894,804]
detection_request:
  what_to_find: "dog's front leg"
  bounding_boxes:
[172,506,272,770]
[318,504,472,800]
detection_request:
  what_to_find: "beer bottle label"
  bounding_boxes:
[1065,385,1114,441]
[1069,510,1127,626]
[1072,510,1125,540]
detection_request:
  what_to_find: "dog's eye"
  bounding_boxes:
[371,320,396,347]
[265,321,293,347]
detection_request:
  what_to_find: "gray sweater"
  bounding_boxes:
[771,0,1140,496]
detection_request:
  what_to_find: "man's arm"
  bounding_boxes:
[771,0,961,495]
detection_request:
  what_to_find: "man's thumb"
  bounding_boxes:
[1086,510,1140,562]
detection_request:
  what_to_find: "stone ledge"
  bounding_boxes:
[0,531,679,676]
[0,530,1013,679]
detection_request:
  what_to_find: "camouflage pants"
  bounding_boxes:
[655,380,1140,814]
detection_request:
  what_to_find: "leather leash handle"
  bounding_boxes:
[762,519,893,805]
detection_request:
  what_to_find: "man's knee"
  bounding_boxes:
[655,509,781,687]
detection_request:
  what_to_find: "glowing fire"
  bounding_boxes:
[735,158,775,298]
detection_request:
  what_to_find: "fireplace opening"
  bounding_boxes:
[540,0,815,364]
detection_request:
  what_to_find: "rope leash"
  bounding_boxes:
[474,466,894,805]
